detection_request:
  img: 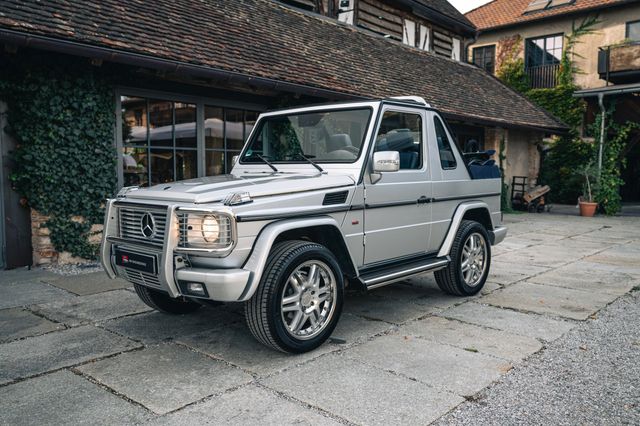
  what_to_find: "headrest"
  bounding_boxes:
[327,134,353,152]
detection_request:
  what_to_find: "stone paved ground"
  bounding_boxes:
[1,212,639,425]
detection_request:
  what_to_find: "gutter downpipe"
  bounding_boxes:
[597,92,606,181]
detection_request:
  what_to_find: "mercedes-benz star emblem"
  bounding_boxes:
[140,212,156,239]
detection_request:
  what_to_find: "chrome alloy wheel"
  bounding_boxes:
[461,232,487,287]
[280,260,337,340]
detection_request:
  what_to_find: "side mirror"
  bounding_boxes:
[373,151,400,173]
[231,155,239,167]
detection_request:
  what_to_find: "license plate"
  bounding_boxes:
[114,249,157,275]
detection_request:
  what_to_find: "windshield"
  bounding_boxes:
[240,108,372,164]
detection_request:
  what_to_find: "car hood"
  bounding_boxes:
[123,172,356,204]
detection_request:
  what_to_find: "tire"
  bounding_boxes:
[244,240,344,353]
[133,283,201,314]
[435,220,491,296]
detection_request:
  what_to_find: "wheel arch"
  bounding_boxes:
[238,216,358,301]
[437,202,493,258]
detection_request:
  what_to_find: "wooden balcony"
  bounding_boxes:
[526,63,560,89]
[598,42,640,84]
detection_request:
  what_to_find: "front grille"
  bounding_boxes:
[121,267,162,287]
[119,206,167,247]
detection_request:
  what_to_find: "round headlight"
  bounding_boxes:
[201,215,220,242]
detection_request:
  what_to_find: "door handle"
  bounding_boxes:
[417,196,432,204]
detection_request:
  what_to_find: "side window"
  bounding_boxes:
[374,111,423,170]
[434,116,457,169]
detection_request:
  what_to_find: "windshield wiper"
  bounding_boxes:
[255,154,279,173]
[295,153,325,173]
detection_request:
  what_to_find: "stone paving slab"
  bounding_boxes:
[400,316,543,361]
[101,307,243,344]
[77,344,252,415]
[0,267,58,285]
[369,280,461,311]
[0,370,151,425]
[439,302,576,342]
[42,272,131,296]
[487,260,550,286]
[328,312,395,345]
[151,384,341,425]
[345,292,432,324]
[493,244,592,268]
[0,325,140,384]
[527,262,640,295]
[0,307,64,343]
[177,323,337,377]
[482,281,617,320]
[263,353,464,425]
[583,244,640,274]
[344,334,510,396]
[31,289,151,326]
[0,280,74,310]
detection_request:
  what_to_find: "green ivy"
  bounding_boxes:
[526,86,585,132]
[496,58,530,94]
[0,55,116,259]
[538,136,595,204]
[590,106,639,215]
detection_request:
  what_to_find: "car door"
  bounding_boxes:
[363,107,432,265]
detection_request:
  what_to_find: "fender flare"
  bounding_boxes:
[237,216,358,301]
[437,201,492,258]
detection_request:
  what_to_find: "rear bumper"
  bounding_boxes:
[490,226,508,245]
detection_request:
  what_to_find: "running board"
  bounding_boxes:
[360,257,450,290]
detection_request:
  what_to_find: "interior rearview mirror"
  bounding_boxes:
[373,151,400,173]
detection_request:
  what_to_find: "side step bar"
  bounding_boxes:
[359,257,450,290]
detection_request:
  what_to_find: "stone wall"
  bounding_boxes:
[31,209,103,266]
[484,126,543,198]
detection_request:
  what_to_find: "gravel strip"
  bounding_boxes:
[436,290,640,425]
[43,262,103,276]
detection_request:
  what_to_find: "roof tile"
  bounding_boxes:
[466,0,635,31]
[0,0,565,131]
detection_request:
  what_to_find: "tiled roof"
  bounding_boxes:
[466,0,636,31]
[0,0,566,131]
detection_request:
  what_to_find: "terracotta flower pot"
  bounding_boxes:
[579,201,598,217]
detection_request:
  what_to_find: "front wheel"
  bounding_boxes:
[435,220,491,296]
[245,240,344,353]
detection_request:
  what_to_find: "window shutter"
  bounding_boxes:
[419,25,430,51]
[451,38,461,61]
[403,19,416,47]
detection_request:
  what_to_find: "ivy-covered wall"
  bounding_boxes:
[0,54,117,261]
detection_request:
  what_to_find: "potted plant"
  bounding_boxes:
[576,163,598,217]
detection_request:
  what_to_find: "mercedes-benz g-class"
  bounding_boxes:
[101,97,507,353]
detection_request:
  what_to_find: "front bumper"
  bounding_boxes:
[175,267,251,301]
[100,200,251,302]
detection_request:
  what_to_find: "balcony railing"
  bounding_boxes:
[598,41,640,84]
[526,64,560,89]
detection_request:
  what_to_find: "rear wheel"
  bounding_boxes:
[134,283,201,314]
[245,240,344,353]
[435,220,491,296]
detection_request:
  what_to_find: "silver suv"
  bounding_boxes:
[101,97,507,353]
